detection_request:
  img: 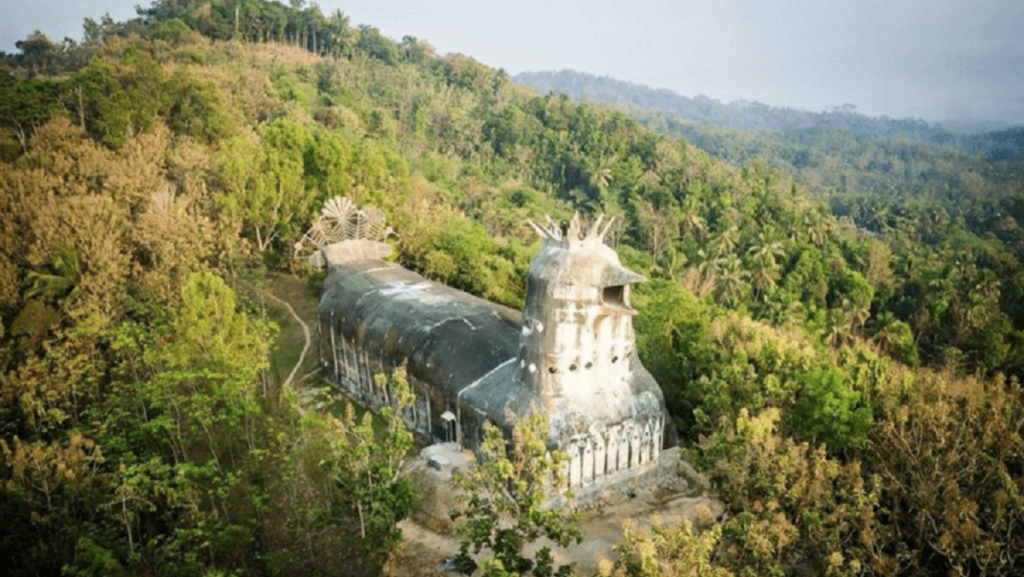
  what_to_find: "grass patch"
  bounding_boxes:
[265,273,321,386]
[269,331,305,384]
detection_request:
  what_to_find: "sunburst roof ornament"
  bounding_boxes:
[294,196,395,267]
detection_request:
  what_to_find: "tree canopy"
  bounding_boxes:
[2,3,1024,575]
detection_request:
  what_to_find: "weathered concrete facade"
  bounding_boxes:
[317,214,675,490]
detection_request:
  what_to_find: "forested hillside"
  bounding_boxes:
[517,68,1024,168]
[515,70,990,140]
[2,2,1024,576]
[515,70,1019,145]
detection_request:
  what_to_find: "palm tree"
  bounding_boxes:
[25,245,83,311]
[681,249,720,298]
[749,255,780,300]
[746,229,785,263]
[695,249,720,279]
[873,312,905,351]
[678,195,706,240]
[962,268,1000,330]
[714,256,747,306]
[825,308,855,348]
[712,226,739,257]
[847,298,871,333]
[588,154,616,192]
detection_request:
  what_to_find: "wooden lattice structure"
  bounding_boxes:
[294,197,394,265]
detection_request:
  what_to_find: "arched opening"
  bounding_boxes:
[602,285,625,306]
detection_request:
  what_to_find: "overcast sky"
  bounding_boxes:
[3,0,1022,125]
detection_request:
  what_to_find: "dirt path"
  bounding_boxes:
[264,289,311,389]
[248,273,321,391]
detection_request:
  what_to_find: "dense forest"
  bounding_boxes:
[2,2,1024,576]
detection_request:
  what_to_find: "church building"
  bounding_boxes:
[316,213,675,490]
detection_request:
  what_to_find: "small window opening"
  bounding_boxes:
[602,285,625,306]
[612,356,619,364]
[585,362,593,369]
[569,364,578,371]
[548,366,558,374]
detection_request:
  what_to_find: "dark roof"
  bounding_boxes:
[319,260,523,397]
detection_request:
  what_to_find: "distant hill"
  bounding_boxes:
[963,126,1024,161]
[514,69,1023,159]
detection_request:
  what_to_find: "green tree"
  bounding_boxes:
[147,271,269,467]
[215,119,315,252]
[163,67,236,143]
[324,368,419,575]
[790,369,872,452]
[452,412,582,577]
[305,129,354,197]
[872,313,919,365]
[70,51,166,149]
[356,25,400,65]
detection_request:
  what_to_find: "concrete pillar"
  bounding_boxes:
[330,321,339,381]
[582,437,594,485]
[594,432,606,478]
[652,416,662,461]
[569,438,582,487]
[607,426,619,472]
[618,426,629,471]
[641,422,652,465]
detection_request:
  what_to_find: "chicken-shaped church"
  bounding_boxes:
[313,205,675,490]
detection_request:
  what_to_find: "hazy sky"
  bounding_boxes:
[3,0,1022,125]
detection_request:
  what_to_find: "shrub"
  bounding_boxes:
[451,412,582,577]
[871,373,1024,575]
[701,409,884,576]
[790,369,872,452]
